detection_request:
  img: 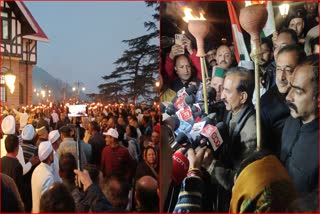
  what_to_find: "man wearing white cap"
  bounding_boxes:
[48,130,62,182]
[31,141,55,213]
[101,128,135,181]
[1,115,39,175]
[20,124,38,212]
[21,124,37,162]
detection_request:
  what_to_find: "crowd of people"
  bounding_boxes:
[1,101,160,212]
[160,1,318,213]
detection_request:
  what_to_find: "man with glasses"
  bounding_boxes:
[268,29,299,89]
[260,45,306,158]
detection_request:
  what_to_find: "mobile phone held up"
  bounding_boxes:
[67,104,88,117]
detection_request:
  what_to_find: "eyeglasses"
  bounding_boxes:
[276,66,294,74]
[273,44,288,51]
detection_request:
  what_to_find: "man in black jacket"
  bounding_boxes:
[88,121,105,167]
[261,45,306,157]
[280,56,318,200]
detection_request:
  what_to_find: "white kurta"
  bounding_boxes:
[31,162,55,213]
[52,150,62,182]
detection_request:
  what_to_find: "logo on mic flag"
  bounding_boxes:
[171,151,190,186]
[174,94,187,109]
[176,106,194,124]
[201,124,223,151]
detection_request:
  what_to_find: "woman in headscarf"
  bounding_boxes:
[135,146,158,181]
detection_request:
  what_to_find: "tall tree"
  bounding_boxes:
[98,2,159,104]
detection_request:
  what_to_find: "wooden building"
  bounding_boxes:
[1,1,48,107]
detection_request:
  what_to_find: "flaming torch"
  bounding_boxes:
[239,3,268,150]
[183,8,209,114]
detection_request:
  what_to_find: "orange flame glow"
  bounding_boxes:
[183,7,206,23]
[245,1,265,7]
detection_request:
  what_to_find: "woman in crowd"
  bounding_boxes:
[135,146,158,181]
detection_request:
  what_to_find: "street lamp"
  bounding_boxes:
[279,3,290,18]
[72,81,85,101]
[3,68,16,94]
[155,81,160,88]
[1,42,16,94]
[33,85,52,103]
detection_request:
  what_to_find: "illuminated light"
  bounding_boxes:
[183,7,206,23]
[4,71,16,94]
[279,4,290,17]
[245,1,265,7]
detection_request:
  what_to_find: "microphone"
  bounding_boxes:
[166,103,176,116]
[195,83,205,102]
[163,115,180,132]
[185,85,197,95]
[171,151,190,186]
[184,94,196,106]
[192,111,203,122]
[176,106,194,124]
[189,113,217,148]
[160,103,166,114]
[200,122,226,151]
[170,131,193,151]
[173,86,198,110]
[191,104,199,113]
[201,113,217,125]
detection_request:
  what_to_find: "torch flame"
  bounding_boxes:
[183,7,206,23]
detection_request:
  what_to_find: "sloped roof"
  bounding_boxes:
[15,1,49,43]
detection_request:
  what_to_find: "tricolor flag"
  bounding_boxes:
[227,1,250,63]
[261,1,276,37]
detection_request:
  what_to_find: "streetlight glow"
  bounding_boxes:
[4,71,16,94]
[279,4,290,18]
